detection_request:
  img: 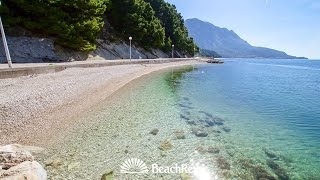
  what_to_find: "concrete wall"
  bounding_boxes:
[0,58,195,79]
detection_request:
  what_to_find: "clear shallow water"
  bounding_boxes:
[40,67,221,180]
[40,59,320,180]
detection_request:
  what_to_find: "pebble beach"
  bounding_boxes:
[0,60,202,145]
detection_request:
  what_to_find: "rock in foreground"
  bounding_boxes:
[0,144,47,180]
[0,161,47,180]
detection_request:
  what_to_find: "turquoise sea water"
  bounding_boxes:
[175,59,320,179]
[40,59,320,179]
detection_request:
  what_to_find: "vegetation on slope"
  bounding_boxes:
[0,0,197,54]
[106,0,165,49]
[199,49,222,58]
[144,0,196,53]
[0,0,107,51]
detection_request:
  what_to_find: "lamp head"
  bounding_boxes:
[129,37,132,40]
[172,45,174,48]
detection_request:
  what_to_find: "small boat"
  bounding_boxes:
[206,59,224,64]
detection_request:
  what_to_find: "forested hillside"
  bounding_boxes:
[0,0,196,54]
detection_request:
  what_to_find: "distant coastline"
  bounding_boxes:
[186,18,308,59]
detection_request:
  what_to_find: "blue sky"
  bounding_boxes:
[165,0,320,59]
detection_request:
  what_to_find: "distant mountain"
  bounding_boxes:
[185,18,307,59]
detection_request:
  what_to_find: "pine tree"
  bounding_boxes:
[145,0,197,53]
[1,0,108,51]
[107,0,165,49]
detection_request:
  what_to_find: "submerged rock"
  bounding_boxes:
[216,157,230,170]
[213,117,225,126]
[266,159,289,180]
[222,171,232,179]
[205,119,215,127]
[45,159,63,168]
[222,127,231,133]
[178,103,193,109]
[195,147,207,154]
[180,114,190,120]
[67,162,80,171]
[198,111,214,118]
[195,131,209,137]
[181,97,192,106]
[181,110,191,116]
[212,130,222,134]
[198,112,225,127]
[160,151,167,157]
[253,165,277,180]
[236,158,277,180]
[263,148,278,159]
[101,169,114,180]
[191,128,208,137]
[279,155,293,165]
[159,140,173,151]
[186,120,196,125]
[195,146,220,154]
[207,147,220,154]
[150,129,159,135]
[180,172,192,180]
[182,97,190,101]
[174,130,186,139]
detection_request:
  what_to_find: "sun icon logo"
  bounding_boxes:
[120,158,149,174]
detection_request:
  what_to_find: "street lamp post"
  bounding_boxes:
[193,46,196,59]
[172,44,174,59]
[192,45,196,70]
[0,1,12,68]
[129,36,132,61]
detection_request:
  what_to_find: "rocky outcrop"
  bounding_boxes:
[0,36,173,63]
[91,39,170,60]
[0,37,56,63]
[0,144,46,180]
[0,161,47,180]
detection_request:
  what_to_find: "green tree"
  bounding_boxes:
[1,0,108,51]
[145,0,197,54]
[107,0,165,49]
[0,0,196,54]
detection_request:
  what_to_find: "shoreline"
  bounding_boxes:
[0,60,204,146]
[0,58,197,79]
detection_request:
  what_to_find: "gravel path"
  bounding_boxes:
[0,60,201,145]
